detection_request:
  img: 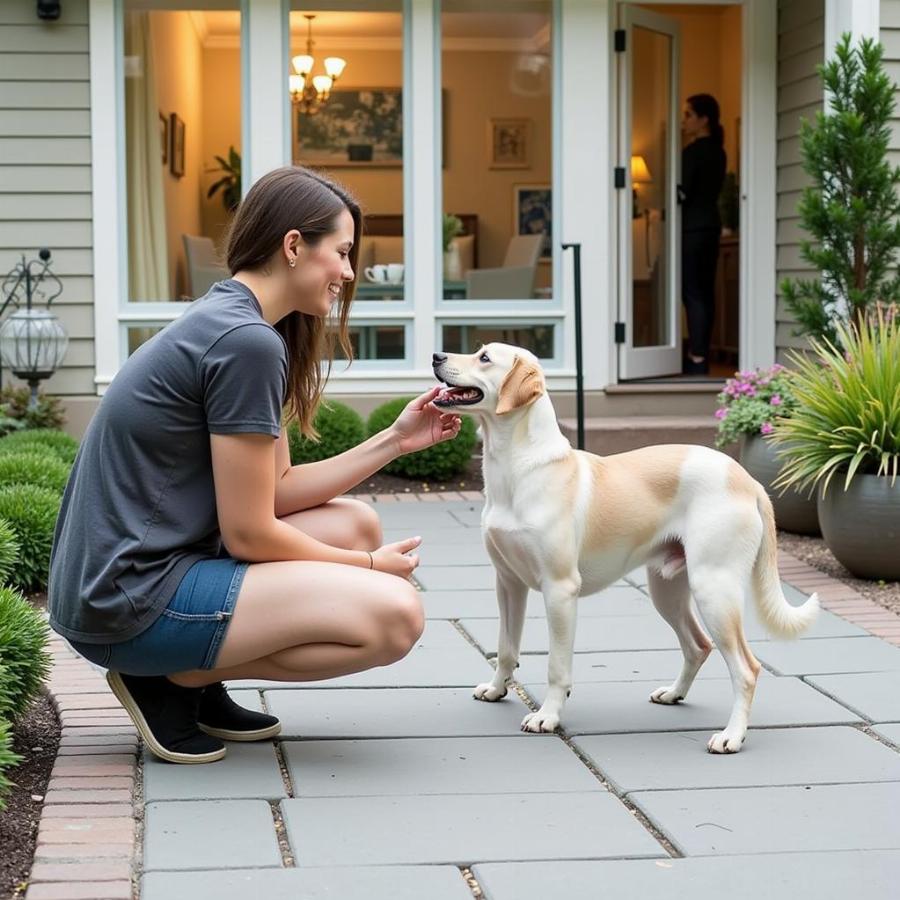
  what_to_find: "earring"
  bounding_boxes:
[289,258,296,268]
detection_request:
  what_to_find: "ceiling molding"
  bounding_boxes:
[203,34,539,52]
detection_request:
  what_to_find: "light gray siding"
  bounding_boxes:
[882,2,900,171]
[775,0,824,364]
[0,0,94,397]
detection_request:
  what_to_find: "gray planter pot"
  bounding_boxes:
[739,433,820,535]
[817,474,900,580]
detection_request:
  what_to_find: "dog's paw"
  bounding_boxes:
[473,682,508,702]
[707,730,745,754]
[521,709,560,733]
[649,685,684,705]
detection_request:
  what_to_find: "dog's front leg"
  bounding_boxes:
[473,570,527,702]
[521,576,580,733]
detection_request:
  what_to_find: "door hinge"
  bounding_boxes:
[614,166,626,188]
[615,322,626,344]
[614,29,626,52]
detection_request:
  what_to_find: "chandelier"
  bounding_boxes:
[290,14,346,115]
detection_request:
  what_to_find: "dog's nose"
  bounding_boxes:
[432,352,447,367]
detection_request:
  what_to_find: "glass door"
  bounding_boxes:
[616,5,681,379]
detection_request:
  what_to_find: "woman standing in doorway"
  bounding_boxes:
[680,93,727,375]
[49,167,462,764]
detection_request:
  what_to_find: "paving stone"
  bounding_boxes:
[417,566,496,590]
[630,782,900,855]
[24,881,132,899]
[421,590,500,619]
[383,527,484,546]
[473,851,900,900]
[522,675,861,736]
[143,743,285,801]
[513,649,731,684]
[142,865,473,900]
[414,540,491,566]
[872,723,900,745]
[744,606,870,640]
[751,636,900,675]
[30,861,132,883]
[280,793,663,865]
[263,688,532,739]
[573,726,900,793]
[806,672,900,721]
[281,736,601,796]
[143,800,281,871]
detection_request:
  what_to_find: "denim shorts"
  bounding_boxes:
[69,557,248,676]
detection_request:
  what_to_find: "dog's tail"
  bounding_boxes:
[751,487,819,638]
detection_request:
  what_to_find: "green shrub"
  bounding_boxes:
[366,397,477,480]
[0,713,23,812]
[0,484,61,592]
[0,586,51,721]
[0,519,19,587]
[0,451,70,494]
[287,400,366,464]
[0,429,79,465]
[0,415,24,439]
[0,386,65,431]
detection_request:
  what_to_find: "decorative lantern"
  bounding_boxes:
[0,248,68,409]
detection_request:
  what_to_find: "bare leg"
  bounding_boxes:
[168,498,424,688]
[473,569,528,702]
[648,568,713,704]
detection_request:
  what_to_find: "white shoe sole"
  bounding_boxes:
[198,721,282,742]
[106,671,226,765]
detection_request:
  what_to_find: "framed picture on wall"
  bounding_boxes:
[488,117,531,169]
[169,113,185,178]
[159,112,168,165]
[513,183,552,260]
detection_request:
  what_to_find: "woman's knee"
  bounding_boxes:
[375,582,425,664]
[339,497,383,550]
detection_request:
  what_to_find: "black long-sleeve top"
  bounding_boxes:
[680,136,726,233]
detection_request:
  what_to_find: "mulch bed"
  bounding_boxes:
[346,454,484,496]
[0,691,60,900]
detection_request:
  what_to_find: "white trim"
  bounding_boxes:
[825,0,879,52]
[89,0,123,393]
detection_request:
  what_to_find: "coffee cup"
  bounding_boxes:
[365,264,389,283]
[386,263,404,284]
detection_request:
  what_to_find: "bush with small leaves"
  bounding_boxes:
[287,400,366,464]
[0,519,19,588]
[366,397,477,480]
[0,484,61,592]
[0,451,70,494]
[0,586,51,721]
[0,429,79,465]
[0,386,65,432]
[0,712,23,812]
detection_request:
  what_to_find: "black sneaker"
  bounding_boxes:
[106,671,226,764]
[197,681,282,741]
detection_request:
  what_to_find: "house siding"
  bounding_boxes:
[881,2,900,169]
[775,0,824,364]
[0,0,95,397]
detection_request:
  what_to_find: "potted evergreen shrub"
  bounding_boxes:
[771,310,900,579]
[715,365,818,534]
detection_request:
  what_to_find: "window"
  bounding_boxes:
[441,322,555,361]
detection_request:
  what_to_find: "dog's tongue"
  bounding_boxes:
[437,386,453,402]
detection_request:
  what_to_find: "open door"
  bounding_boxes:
[616,5,682,379]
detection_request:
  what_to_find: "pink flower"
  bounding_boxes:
[770,394,782,406]
[715,408,728,420]
[760,422,774,435]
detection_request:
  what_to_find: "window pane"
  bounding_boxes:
[440,1,553,301]
[127,325,165,355]
[290,5,405,302]
[336,325,405,361]
[441,323,553,360]
[123,3,241,302]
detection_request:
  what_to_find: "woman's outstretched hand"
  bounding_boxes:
[389,387,462,456]
[371,536,422,579]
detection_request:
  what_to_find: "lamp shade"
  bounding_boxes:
[0,308,68,379]
[630,155,652,183]
[292,54,314,76]
[312,74,332,95]
[324,56,346,79]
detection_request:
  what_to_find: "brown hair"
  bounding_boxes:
[225,166,361,438]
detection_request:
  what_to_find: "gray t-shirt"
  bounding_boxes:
[48,279,288,644]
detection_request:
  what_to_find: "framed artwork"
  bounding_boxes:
[169,113,185,178]
[159,112,168,165]
[513,183,552,260]
[488,117,531,169]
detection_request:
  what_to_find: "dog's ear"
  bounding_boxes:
[496,356,544,415]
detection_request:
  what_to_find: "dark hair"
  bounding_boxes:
[687,93,724,146]
[225,166,362,439]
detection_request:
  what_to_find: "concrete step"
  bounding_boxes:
[551,382,723,419]
[558,415,736,458]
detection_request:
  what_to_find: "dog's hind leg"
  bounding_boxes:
[648,568,713,705]
[689,567,761,754]
[474,570,527,702]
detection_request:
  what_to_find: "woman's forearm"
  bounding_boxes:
[227,517,372,566]
[274,428,399,515]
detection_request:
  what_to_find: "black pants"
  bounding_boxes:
[681,228,720,359]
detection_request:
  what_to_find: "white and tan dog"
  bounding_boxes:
[432,343,818,753]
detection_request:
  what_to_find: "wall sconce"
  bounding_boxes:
[630,155,652,218]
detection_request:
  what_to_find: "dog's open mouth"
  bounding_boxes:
[434,383,484,407]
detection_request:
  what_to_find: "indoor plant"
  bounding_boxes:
[770,309,900,579]
[715,365,819,534]
[442,213,463,280]
[206,146,242,213]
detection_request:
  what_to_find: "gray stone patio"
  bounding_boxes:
[140,499,900,899]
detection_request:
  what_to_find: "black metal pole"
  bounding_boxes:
[561,242,584,450]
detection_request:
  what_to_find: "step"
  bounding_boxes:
[558,415,736,457]
[550,383,724,419]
